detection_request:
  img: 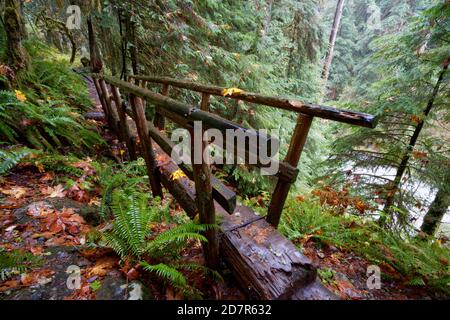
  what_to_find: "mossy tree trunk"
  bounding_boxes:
[420,183,449,236]
[87,15,103,73]
[4,0,29,73]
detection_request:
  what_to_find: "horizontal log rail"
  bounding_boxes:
[128,75,378,128]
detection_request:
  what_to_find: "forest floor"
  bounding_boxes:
[0,76,447,300]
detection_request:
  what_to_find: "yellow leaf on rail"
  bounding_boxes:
[170,169,187,181]
[222,87,244,97]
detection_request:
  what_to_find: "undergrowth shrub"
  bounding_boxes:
[93,161,221,298]
[0,39,103,151]
[0,248,42,281]
[279,196,450,294]
[0,148,31,175]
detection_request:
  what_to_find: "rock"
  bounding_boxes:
[95,271,154,300]
[317,252,325,259]
[292,280,339,300]
[13,198,101,226]
[95,271,128,300]
[7,247,90,300]
[84,111,104,121]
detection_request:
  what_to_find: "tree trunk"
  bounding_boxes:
[321,0,345,84]
[125,13,139,76]
[3,0,29,73]
[87,16,103,73]
[117,10,127,79]
[381,58,449,224]
[420,185,449,236]
[260,0,274,43]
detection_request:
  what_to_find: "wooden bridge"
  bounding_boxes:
[91,73,377,299]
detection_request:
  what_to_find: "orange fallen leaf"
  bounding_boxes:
[86,257,118,278]
[45,184,66,198]
[0,280,20,292]
[0,186,27,199]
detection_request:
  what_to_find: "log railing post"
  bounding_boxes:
[154,84,169,130]
[110,84,138,160]
[266,114,313,227]
[200,93,210,111]
[190,126,219,269]
[93,78,110,120]
[129,95,163,198]
[98,79,117,133]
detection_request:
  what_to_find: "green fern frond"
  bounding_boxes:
[140,262,187,287]
[174,262,223,283]
[0,248,42,281]
[0,149,31,175]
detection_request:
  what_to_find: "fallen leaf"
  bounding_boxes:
[46,184,66,198]
[86,257,118,278]
[170,169,187,181]
[15,90,27,102]
[0,186,27,199]
[0,280,20,292]
[29,246,44,255]
[222,87,244,96]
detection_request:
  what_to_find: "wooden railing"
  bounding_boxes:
[91,73,377,299]
[127,74,377,227]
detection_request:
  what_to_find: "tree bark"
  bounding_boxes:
[87,16,103,73]
[420,185,449,236]
[125,13,139,77]
[4,0,29,73]
[382,58,449,224]
[321,0,345,84]
[260,0,274,43]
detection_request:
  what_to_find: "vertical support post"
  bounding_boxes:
[130,95,163,198]
[200,93,210,111]
[110,84,137,160]
[190,126,219,269]
[98,79,117,133]
[154,84,169,130]
[266,114,313,228]
[93,78,109,119]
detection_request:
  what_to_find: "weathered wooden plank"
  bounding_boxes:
[218,205,316,299]
[267,114,313,227]
[129,75,377,128]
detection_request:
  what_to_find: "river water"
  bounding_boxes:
[348,165,449,236]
